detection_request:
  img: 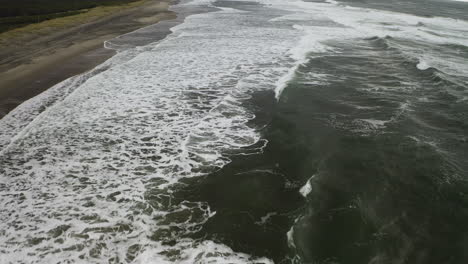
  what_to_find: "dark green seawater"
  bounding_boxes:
[179,1,468,263]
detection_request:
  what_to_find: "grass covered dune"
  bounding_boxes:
[0,0,176,117]
[0,0,157,44]
[0,0,147,33]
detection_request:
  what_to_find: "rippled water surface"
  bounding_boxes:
[1,0,468,263]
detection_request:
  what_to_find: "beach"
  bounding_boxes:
[1,0,468,262]
[0,0,176,117]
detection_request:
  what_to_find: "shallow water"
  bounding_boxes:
[1,0,468,263]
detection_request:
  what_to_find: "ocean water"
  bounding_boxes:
[1,0,468,263]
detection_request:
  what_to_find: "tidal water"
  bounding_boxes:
[1,0,468,263]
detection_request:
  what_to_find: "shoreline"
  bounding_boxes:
[0,0,176,118]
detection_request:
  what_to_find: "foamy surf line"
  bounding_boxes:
[0,0,306,262]
[272,0,468,97]
[2,0,468,262]
[0,0,202,153]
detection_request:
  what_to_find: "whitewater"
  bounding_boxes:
[1,0,468,263]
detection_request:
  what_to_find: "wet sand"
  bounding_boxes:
[0,0,176,117]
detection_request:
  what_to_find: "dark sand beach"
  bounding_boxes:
[0,0,176,117]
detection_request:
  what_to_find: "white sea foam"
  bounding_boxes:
[255,212,277,226]
[266,0,468,98]
[299,175,315,198]
[325,0,339,5]
[183,0,216,6]
[134,240,273,264]
[0,1,304,263]
[417,59,431,70]
[359,118,390,129]
[286,226,296,249]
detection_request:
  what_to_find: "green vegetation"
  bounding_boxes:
[0,0,139,32]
